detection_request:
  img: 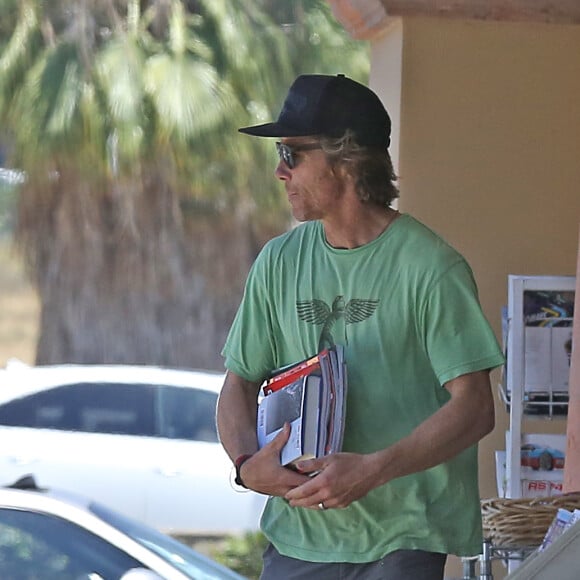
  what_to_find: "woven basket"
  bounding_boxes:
[481,492,580,547]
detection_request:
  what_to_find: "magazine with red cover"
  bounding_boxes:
[264,349,328,395]
[257,346,347,466]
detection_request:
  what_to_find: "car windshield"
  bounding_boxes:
[90,502,244,580]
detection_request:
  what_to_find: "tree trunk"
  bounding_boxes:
[17,164,265,371]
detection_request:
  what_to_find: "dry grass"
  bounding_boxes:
[0,238,39,367]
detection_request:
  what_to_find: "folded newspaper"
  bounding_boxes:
[256,345,347,469]
[539,507,580,552]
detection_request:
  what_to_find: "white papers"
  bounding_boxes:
[256,345,347,469]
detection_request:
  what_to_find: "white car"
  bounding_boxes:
[0,362,265,536]
[0,475,247,579]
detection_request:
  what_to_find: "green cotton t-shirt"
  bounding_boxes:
[222,214,505,562]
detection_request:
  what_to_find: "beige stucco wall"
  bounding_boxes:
[370,15,580,578]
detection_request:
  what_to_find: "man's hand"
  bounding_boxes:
[284,370,496,511]
[285,370,496,511]
[284,452,380,510]
[241,423,311,496]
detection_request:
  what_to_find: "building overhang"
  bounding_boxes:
[326,0,580,39]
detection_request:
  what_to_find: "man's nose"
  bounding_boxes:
[275,160,291,181]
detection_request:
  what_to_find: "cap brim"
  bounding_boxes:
[238,122,317,138]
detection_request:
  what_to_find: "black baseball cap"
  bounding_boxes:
[239,74,391,148]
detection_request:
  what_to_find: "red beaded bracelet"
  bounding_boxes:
[234,454,253,488]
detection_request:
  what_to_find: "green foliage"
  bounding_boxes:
[211,531,268,580]
[271,0,370,80]
[0,1,367,169]
[0,0,369,228]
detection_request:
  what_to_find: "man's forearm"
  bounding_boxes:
[217,370,310,495]
[216,371,262,461]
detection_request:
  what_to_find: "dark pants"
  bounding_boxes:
[260,543,447,580]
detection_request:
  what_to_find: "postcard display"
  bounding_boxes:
[500,275,576,500]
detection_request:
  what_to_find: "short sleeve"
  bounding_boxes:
[420,260,505,385]
[221,246,278,382]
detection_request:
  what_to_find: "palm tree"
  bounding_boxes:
[0,0,368,369]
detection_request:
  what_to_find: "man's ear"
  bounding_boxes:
[330,160,353,183]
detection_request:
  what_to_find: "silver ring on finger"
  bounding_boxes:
[318,501,326,510]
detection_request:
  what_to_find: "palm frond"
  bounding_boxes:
[168,0,186,56]
[0,1,42,118]
[45,60,82,136]
[34,43,83,138]
[196,0,291,107]
[144,54,234,141]
[96,37,146,124]
[127,0,141,36]
[0,1,38,75]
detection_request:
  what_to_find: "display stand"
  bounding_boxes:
[503,275,575,499]
[497,275,575,575]
[461,543,536,579]
[462,275,575,579]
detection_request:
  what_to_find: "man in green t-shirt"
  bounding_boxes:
[217,74,505,580]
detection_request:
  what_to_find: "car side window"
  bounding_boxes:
[157,386,218,442]
[0,508,144,579]
[0,383,156,437]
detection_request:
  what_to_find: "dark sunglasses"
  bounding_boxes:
[275,141,322,169]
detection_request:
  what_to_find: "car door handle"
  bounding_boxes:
[9,456,40,466]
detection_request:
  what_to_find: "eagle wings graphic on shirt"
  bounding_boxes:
[296,296,379,350]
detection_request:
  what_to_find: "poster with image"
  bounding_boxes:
[523,290,574,392]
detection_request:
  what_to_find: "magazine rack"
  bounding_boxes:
[496,275,575,575]
[502,275,575,500]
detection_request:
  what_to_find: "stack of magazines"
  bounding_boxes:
[256,345,347,468]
